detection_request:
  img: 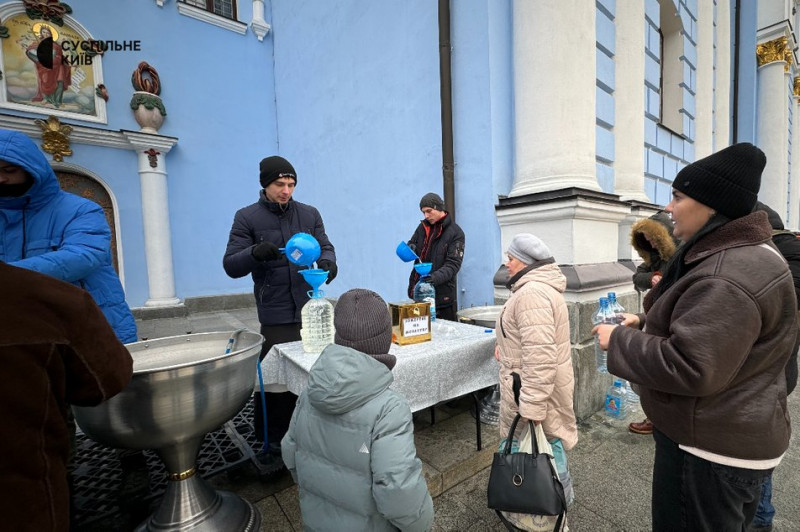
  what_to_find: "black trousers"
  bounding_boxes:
[436,305,456,321]
[253,323,301,448]
[652,428,770,531]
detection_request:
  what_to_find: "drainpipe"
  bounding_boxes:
[438,0,455,221]
[732,0,741,142]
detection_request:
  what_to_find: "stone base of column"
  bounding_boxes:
[144,297,182,308]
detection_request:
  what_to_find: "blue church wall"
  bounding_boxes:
[596,0,615,193]
[643,0,696,207]
[732,0,757,144]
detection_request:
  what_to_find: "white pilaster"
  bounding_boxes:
[791,86,800,230]
[756,57,789,216]
[694,0,714,158]
[713,0,731,149]
[251,0,271,41]
[510,0,599,196]
[123,132,181,307]
[613,2,649,202]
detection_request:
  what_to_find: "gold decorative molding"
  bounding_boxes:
[35,115,73,162]
[757,36,789,67]
[795,76,800,97]
[787,49,795,73]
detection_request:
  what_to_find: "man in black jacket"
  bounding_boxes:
[406,192,465,321]
[750,201,800,532]
[223,155,336,472]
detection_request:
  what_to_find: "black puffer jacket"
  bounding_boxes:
[630,211,679,291]
[757,201,800,394]
[223,192,335,325]
[406,214,465,310]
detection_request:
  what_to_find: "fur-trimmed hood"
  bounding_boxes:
[630,211,678,266]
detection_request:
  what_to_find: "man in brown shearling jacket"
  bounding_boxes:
[0,262,133,531]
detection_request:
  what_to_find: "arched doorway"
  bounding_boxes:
[54,170,120,274]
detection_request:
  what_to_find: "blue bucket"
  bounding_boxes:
[282,233,321,267]
[396,241,419,262]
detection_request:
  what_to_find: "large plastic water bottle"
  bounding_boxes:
[301,291,334,353]
[413,276,437,321]
[604,379,629,419]
[593,297,612,373]
[623,379,640,406]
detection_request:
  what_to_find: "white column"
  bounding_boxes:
[694,0,714,158]
[510,0,599,196]
[251,0,271,41]
[756,37,790,216]
[713,0,731,150]
[123,132,180,307]
[791,81,800,230]
[613,2,649,202]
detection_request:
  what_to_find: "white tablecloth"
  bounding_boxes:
[257,320,498,412]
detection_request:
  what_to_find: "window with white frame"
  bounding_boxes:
[659,0,684,136]
[180,0,237,20]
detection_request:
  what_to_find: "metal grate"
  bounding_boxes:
[72,400,260,528]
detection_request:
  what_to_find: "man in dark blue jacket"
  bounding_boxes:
[223,155,336,471]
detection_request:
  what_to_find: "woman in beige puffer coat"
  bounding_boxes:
[495,233,578,450]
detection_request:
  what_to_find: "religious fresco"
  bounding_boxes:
[0,11,105,121]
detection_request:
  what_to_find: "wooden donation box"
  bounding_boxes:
[389,302,432,345]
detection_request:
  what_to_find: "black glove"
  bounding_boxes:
[317,259,337,284]
[251,241,281,262]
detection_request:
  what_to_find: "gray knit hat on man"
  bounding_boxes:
[507,233,553,265]
[419,192,445,212]
[334,289,397,370]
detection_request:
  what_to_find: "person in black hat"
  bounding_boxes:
[223,155,336,472]
[405,192,465,321]
[593,143,797,531]
[281,289,433,531]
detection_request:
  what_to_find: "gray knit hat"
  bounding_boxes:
[334,289,396,370]
[419,192,445,211]
[507,233,553,265]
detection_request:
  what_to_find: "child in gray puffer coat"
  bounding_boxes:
[282,289,434,531]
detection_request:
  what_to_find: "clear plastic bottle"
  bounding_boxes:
[413,276,436,321]
[593,297,611,373]
[301,291,334,353]
[623,379,640,406]
[606,291,625,324]
[604,379,629,419]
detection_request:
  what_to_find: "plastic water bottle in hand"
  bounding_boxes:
[607,291,625,324]
[604,379,630,419]
[593,297,612,373]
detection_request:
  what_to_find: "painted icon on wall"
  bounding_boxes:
[0,10,106,123]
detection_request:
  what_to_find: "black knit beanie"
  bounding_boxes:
[334,289,396,370]
[419,192,445,211]
[672,143,765,219]
[259,156,297,188]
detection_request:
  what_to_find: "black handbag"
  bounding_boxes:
[487,412,566,531]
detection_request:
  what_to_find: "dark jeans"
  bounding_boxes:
[753,475,775,528]
[652,428,770,531]
[253,323,301,448]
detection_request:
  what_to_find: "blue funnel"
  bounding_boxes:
[414,262,433,276]
[396,241,419,262]
[299,268,329,297]
[282,233,321,267]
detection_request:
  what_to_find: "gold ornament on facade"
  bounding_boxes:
[756,36,789,67]
[786,49,794,73]
[35,115,73,162]
[794,76,800,98]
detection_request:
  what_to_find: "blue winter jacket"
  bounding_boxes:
[0,130,137,343]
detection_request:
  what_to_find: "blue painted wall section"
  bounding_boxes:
[643,0,696,207]
[596,0,615,193]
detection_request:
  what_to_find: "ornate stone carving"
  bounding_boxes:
[35,114,72,161]
[757,36,790,68]
[130,62,166,133]
[144,148,160,168]
[22,0,72,26]
[795,76,800,98]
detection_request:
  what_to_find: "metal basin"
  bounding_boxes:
[73,330,264,532]
[457,305,503,329]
